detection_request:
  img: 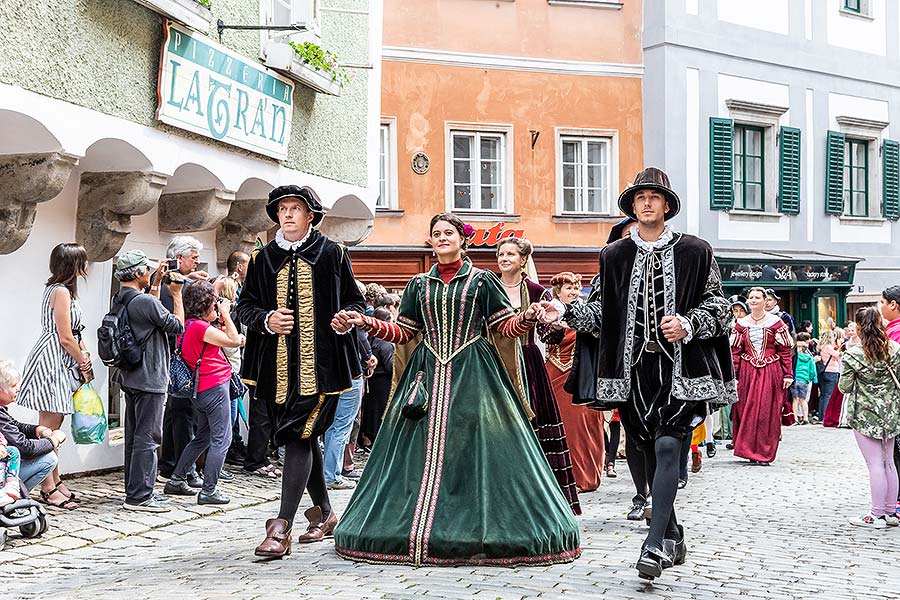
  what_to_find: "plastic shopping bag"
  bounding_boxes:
[71,383,108,445]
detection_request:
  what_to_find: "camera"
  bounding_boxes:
[167,258,178,270]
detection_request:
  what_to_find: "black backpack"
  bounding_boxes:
[97,291,144,370]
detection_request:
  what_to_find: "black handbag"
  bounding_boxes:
[400,371,429,420]
[168,320,206,400]
[229,372,248,400]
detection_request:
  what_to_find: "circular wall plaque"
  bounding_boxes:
[411,152,430,174]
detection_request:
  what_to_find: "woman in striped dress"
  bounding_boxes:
[17,243,92,510]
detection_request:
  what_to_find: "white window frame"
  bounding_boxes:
[259,0,321,55]
[840,0,874,19]
[835,116,888,220]
[724,100,789,216]
[444,122,514,214]
[378,117,399,210]
[554,128,618,216]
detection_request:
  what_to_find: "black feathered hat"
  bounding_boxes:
[266,185,325,227]
[607,217,636,244]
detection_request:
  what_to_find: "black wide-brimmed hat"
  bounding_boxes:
[607,217,636,244]
[617,167,680,221]
[266,185,325,227]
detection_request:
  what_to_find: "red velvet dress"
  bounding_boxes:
[544,328,605,493]
[731,318,793,463]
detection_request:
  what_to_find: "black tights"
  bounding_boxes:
[277,437,331,527]
[644,435,682,550]
[625,434,651,501]
[605,421,621,466]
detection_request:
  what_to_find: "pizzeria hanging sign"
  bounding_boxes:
[156,21,295,160]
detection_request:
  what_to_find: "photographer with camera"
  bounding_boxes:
[163,280,243,505]
[111,250,185,512]
[156,236,224,486]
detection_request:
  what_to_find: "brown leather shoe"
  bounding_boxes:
[254,518,292,557]
[296,506,338,543]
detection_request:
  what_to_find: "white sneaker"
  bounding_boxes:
[883,514,899,527]
[122,497,172,513]
[326,476,356,490]
[849,513,886,528]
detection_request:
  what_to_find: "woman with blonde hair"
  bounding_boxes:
[839,307,900,527]
[541,272,605,493]
[495,238,580,514]
[731,286,793,465]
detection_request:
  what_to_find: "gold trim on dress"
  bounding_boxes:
[275,263,290,405]
[296,259,317,396]
[302,393,327,439]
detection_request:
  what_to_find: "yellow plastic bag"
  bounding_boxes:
[71,383,108,444]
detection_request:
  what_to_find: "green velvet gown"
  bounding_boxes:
[333,260,581,567]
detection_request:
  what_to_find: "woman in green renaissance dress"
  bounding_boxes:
[329,213,580,567]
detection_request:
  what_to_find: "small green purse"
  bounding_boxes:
[401,371,429,420]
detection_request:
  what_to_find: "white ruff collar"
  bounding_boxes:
[630,224,675,251]
[275,227,312,251]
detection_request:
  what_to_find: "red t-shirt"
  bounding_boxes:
[178,320,233,392]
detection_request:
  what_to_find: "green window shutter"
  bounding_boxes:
[825,130,845,215]
[883,139,900,221]
[709,117,734,211]
[778,126,802,215]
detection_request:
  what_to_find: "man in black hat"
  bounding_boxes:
[234,185,365,558]
[543,167,735,580]
[764,288,795,334]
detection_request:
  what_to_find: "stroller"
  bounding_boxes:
[0,482,49,550]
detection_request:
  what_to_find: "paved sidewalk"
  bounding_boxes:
[0,465,282,560]
[4,426,900,599]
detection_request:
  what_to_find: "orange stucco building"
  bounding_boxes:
[352,0,644,288]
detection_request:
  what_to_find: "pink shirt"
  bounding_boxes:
[819,344,841,373]
[178,320,233,392]
[887,318,900,344]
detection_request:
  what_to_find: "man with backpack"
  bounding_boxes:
[105,250,185,512]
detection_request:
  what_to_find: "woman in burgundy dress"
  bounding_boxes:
[731,287,793,465]
[541,272,605,493]
[497,239,580,514]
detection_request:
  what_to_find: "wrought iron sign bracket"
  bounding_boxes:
[216,19,309,42]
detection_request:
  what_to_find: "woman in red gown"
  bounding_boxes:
[731,287,793,465]
[541,272,605,493]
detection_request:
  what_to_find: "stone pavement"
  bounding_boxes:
[4,426,899,599]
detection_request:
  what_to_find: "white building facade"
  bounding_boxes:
[644,0,900,332]
[0,0,382,474]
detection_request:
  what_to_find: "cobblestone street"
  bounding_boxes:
[4,425,898,600]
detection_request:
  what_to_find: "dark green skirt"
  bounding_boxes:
[333,339,581,567]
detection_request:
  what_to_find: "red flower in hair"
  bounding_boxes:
[462,224,475,237]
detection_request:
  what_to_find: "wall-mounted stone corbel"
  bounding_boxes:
[158,188,236,234]
[318,216,374,247]
[0,152,79,254]
[76,171,168,262]
[215,199,272,267]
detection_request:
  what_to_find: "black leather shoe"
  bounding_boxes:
[725,442,734,450]
[163,478,195,496]
[197,489,231,505]
[706,442,717,458]
[186,471,204,489]
[661,525,686,569]
[636,545,668,580]
[626,495,646,521]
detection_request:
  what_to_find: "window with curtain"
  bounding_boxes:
[560,136,611,214]
[451,131,505,211]
[844,138,868,217]
[733,125,765,211]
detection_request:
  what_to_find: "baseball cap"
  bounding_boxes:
[116,249,159,271]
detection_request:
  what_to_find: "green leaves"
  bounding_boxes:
[289,41,351,88]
